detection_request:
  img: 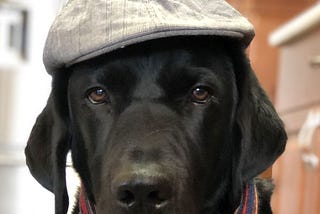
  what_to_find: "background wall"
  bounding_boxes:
[0,0,65,149]
[0,1,68,213]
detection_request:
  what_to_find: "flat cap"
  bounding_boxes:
[43,0,255,74]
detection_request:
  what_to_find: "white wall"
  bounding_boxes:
[0,0,67,146]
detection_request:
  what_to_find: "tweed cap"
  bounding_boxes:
[43,0,255,74]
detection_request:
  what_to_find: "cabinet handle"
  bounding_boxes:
[310,55,320,68]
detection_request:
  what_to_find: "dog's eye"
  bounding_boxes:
[191,86,213,104]
[87,87,109,104]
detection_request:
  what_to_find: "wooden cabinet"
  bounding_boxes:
[275,28,320,133]
[272,132,320,214]
[227,0,317,100]
[271,4,320,133]
[267,4,320,213]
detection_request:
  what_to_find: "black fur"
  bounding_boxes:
[255,178,274,214]
[25,37,286,214]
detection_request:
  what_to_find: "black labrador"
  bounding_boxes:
[25,37,287,214]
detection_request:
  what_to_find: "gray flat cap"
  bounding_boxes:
[43,0,255,74]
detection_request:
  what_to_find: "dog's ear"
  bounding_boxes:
[25,72,70,213]
[235,54,287,182]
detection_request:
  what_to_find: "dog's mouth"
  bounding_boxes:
[88,165,198,214]
[93,192,197,214]
[91,188,197,214]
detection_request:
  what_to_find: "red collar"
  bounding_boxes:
[79,180,258,214]
[79,183,95,214]
[235,180,259,214]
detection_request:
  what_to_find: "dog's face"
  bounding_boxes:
[68,39,237,213]
[25,38,286,214]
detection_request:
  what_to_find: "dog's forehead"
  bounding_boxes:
[70,40,231,79]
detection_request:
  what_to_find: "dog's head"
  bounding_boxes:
[25,37,286,214]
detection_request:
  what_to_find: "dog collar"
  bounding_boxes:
[79,180,258,214]
[235,180,259,214]
[79,183,95,214]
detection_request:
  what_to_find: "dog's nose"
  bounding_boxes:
[114,176,172,210]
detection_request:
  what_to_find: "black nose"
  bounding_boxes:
[114,176,172,210]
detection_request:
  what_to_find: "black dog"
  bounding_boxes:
[25,37,286,214]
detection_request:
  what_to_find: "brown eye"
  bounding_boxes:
[191,86,212,104]
[87,87,109,104]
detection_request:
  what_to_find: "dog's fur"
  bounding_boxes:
[25,37,287,214]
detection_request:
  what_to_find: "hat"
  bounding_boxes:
[43,0,255,74]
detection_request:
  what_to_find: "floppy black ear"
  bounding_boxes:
[25,72,71,213]
[235,55,287,182]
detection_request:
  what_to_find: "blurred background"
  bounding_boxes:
[0,0,319,213]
